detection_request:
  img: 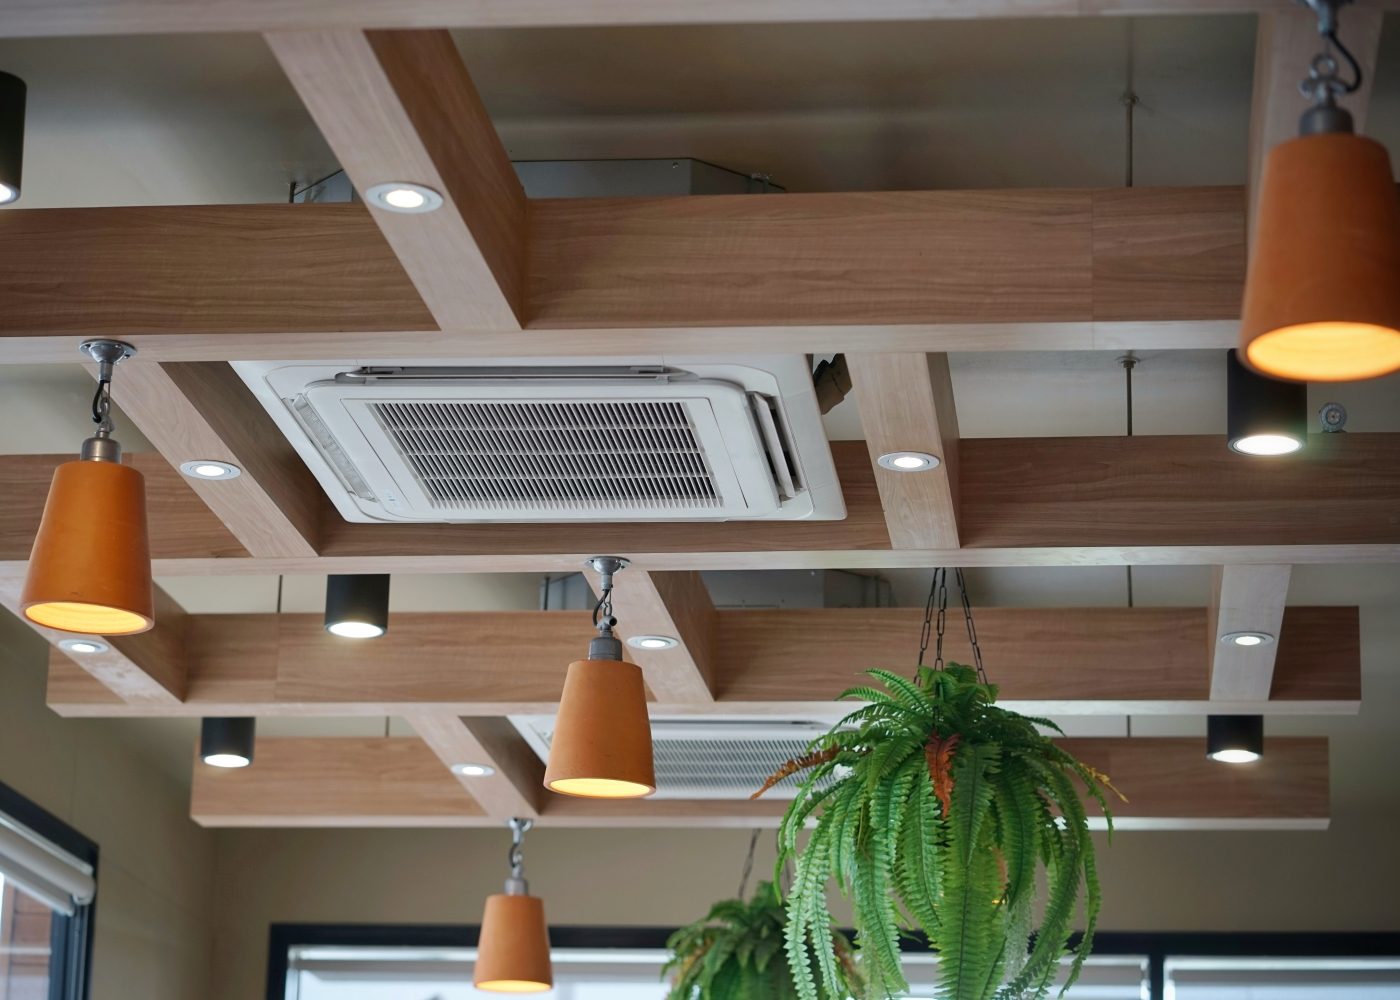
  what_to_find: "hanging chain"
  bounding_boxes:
[507,817,533,880]
[917,567,948,668]
[736,828,761,899]
[917,567,988,686]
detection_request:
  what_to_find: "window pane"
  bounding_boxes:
[1167,957,1400,999]
[0,875,53,1000]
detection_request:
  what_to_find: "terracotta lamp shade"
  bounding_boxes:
[474,893,553,993]
[22,460,153,635]
[1242,132,1400,382]
[543,658,656,799]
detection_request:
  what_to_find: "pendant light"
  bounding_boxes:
[1207,715,1264,764]
[0,71,24,204]
[1226,349,1307,456]
[200,717,256,768]
[22,340,153,636]
[474,818,553,994]
[324,574,390,638]
[1241,0,1400,382]
[543,557,656,799]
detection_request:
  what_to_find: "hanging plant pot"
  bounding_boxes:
[756,662,1123,1000]
[664,880,862,1000]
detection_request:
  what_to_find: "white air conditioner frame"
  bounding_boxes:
[233,355,845,524]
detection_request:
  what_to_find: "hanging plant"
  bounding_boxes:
[663,879,862,1000]
[755,571,1124,1000]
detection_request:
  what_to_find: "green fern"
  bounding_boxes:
[759,663,1120,1000]
[665,880,862,1000]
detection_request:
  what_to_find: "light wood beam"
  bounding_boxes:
[1208,565,1292,701]
[589,569,717,703]
[1249,5,1383,233]
[187,735,1330,830]
[0,578,188,704]
[43,605,1359,718]
[405,715,545,819]
[0,187,1244,347]
[189,737,486,827]
[4,434,1400,573]
[0,1,1386,39]
[268,29,525,329]
[106,362,321,558]
[848,353,960,548]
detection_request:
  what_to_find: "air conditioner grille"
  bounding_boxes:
[651,738,818,794]
[370,400,723,514]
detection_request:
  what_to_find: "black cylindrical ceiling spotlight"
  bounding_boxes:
[200,717,255,768]
[0,72,25,205]
[324,574,390,638]
[1206,715,1264,764]
[1227,349,1307,457]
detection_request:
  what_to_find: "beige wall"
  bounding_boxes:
[0,612,214,1000]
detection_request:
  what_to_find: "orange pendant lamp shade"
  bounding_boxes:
[544,656,656,799]
[1242,132,1400,382]
[474,892,554,993]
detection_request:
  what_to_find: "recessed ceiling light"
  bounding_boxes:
[451,763,497,777]
[58,638,108,654]
[179,460,242,480]
[626,635,679,650]
[1221,631,1275,647]
[876,451,940,472]
[365,182,443,214]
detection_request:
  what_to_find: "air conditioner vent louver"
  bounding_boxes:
[370,399,722,515]
[232,356,845,524]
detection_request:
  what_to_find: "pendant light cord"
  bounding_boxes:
[1119,357,1137,609]
[736,828,761,899]
[1123,19,1139,189]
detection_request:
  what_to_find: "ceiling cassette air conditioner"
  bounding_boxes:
[232,356,845,524]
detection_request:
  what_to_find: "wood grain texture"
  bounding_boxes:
[959,433,1400,549]
[0,1,1346,39]
[1091,187,1246,321]
[185,735,1329,829]
[848,352,960,548]
[109,362,321,558]
[0,205,432,336]
[42,605,1359,717]
[1249,7,1382,234]
[0,453,246,562]
[594,569,717,703]
[0,579,188,702]
[405,715,545,818]
[529,190,1094,327]
[1208,564,1291,701]
[189,737,486,827]
[268,29,524,329]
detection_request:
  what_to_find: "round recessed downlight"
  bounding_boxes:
[58,638,109,654]
[179,460,242,480]
[452,762,497,777]
[366,182,443,214]
[1222,631,1275,647]
[1230,433,1303,457]
[626,635,679,650]
[1208,748,1261,764]
[202,752,252,769]
[326,620,386,639]
[877,451,940,472]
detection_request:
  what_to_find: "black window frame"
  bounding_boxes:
[0,779,98,1000]
[266,923,1400,1000]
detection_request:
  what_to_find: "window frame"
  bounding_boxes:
[0,779,97,1000]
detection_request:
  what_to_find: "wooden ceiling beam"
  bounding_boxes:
[187,735,1330,831]
[268,29,526,330]
[0,1,1386,39]
[848,353,960,549]
[405,714,545,819]
[105,361,322,558]
[0,578,189,704]
[0,186,1242,347]
[1207,564,1292,701]
[42,605,1359,718]
[1248,5,1383,234]
[3,434,1399,573]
